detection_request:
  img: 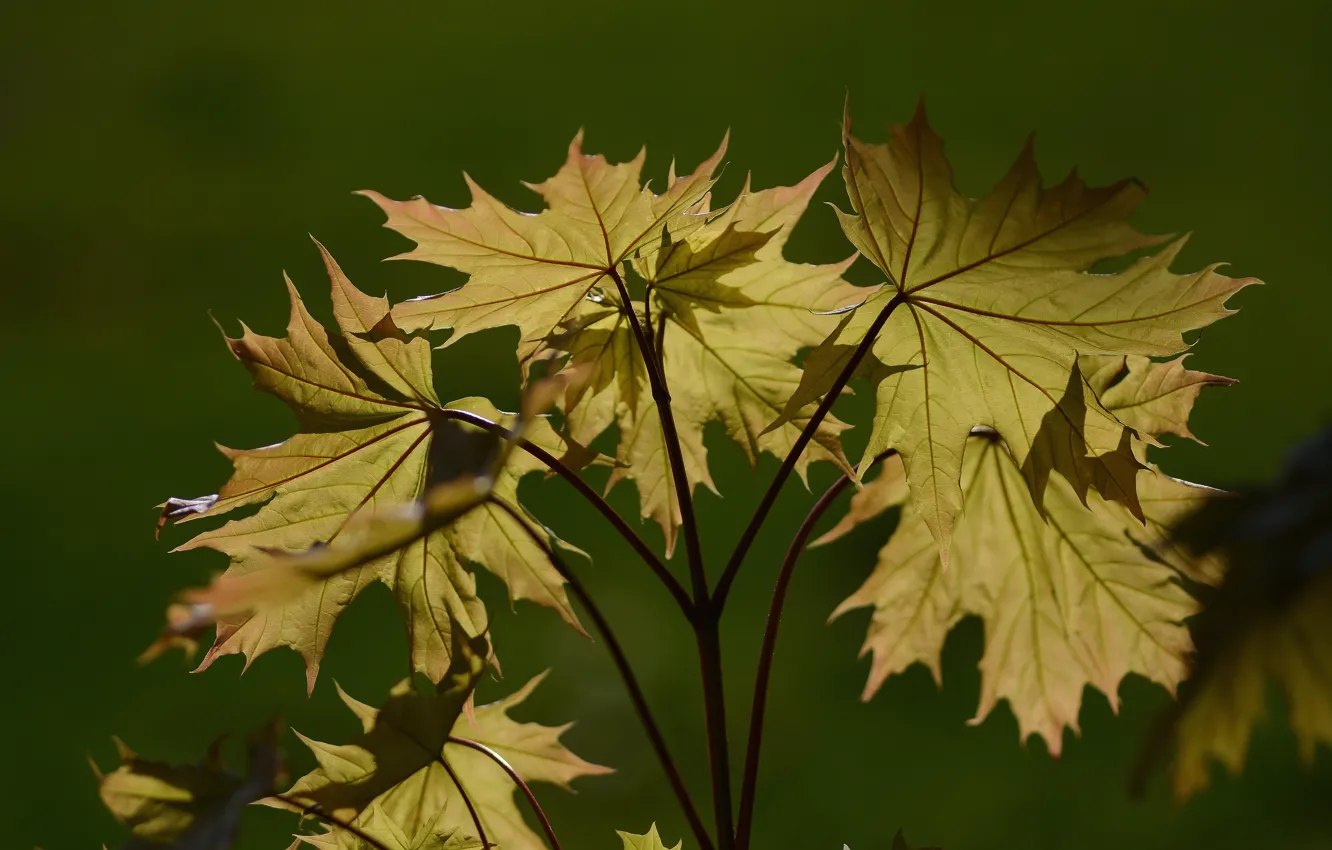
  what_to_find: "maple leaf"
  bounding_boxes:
[1145,428,1332,798]
[365,137,863,552]
[1081,354,1235,445]
[787,102,1256,562]
[365,132,724,356]
[617,824,681,850]
[549,162,865,549]
[94,723,280,850]
[156,242,581,689]
[824,436,1216,754]
[284,644,610,850]
[293,804,483,850]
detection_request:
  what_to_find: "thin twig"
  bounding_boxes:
[605,266,706,592]
[692,613,734,849]
[607,266,735,850]
[713,291,907,611]
[434,753,492,848]
[450,736,562,850]
[269,794,392,850]
[432,407,692,616]
[488,496,716,850]
[733,449,895,850]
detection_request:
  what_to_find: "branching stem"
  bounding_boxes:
[605,266,706,593]
[434,753,492,848]
[450,736,562,850]
[489,496,715,850]
[733,450,896,850]
[714,290,907,610]
[433,408,692,616]
[607,266,736,850]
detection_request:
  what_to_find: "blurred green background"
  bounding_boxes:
[3,1,1330,848]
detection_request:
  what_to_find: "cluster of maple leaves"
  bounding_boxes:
[93,101,1332,850]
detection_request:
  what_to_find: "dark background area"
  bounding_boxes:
[3,1,1330,848]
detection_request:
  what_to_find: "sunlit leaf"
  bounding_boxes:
[367,132,723,355]
[617,823,680,850]
[555,161,864,549]
[283,635,609,850]
[1081,354,1234,445]
[367,137,864,551]
[826,437,1213,754]
[789,102,1255,563]
[155,242,580,688]
[293,803,483,850]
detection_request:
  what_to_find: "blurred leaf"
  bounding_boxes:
[787,102,1256,566]
[95,723,280,849]
[1150,428,1332,798]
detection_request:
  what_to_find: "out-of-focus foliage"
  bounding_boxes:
[94,724,280,849]
[1150,428,1332,797]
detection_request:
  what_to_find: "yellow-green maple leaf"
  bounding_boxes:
[285,653,610,850]
[824,438,1216,753]
[158,243,579,689]
[617,824,681,850]
[552,162,864,550]
[365,137,863,552]
[790,103,1255,563]
[1081,353,1235,445]
[365,132,724,356]
[293,803,483,850]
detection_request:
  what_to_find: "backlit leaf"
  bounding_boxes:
[790,102,1255,562]
[1081,354,1235,445]
[284,639,609,850]
[293,803,483,850]
[367,132,724,354]
[554,162,864,549]
[826,437,1213,753]
[617,824,681,850]
[367,138,864,552]
[156,242,580,688]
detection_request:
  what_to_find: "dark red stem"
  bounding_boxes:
[433,407,692,616]
[489,496,715,850]
[713,291,906,611]
[270,794,392,850]
[607,266,736,850]
[450,736,562,850]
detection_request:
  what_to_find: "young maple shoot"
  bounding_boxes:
[107,98,1272,850]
